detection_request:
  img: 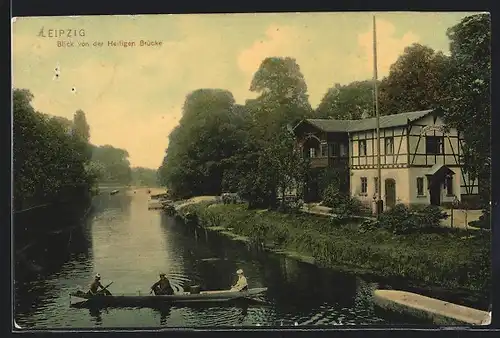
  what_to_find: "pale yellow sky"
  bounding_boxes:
[12,12,479,169]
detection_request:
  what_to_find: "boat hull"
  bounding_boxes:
[70,288,267,308]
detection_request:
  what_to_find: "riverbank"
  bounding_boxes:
[174,201,490,309]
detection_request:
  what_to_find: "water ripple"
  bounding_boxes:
[15,190,424,328]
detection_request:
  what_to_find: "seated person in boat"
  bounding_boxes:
[151,273,175,295]
[88,274,111,296]
[230,269,248,291]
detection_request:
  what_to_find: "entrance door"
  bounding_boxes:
[429,182,441,206]
[385,179,396,208]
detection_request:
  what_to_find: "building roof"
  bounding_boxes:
[305,119,352,132]
[299,109,435,133]
[426,164,455,176]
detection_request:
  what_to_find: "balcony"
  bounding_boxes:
[307,156,348,168]
[309,157,328,168]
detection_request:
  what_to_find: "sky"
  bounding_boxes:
[12,12,480,169]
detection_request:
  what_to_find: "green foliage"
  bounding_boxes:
[158,89,247,199]
[187,203,490,293]
[441,14,491,208]
[377,204,419,234]
[13,88,94,209]
[378,43,449,115]
[322,185,345,208]
[318,166,349,197]
[158,57,313,207]
[376,204,448,235]
[331,197,364,221]
[469,208,491,230]
[90,145,132,184]
[72,109,90,142]
[316,81,375,119]
[159,14,490,227]
[321,184,364,220]
[417,205,450,228]
[131,167,158,187]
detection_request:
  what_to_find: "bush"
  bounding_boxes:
[183,203,490,292]
[378,204,449,234]
[221,193,242,204]
[378,204,418,234]
[469,209,491,230]
[416,205,449,228]
[322,185,345,208]
[359,219,380,232]
[278,198,304,214]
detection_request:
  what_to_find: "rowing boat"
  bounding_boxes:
[69,288,268,308]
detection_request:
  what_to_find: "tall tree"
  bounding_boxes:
[158,89,248,198]
[316,81,375,119]
[91,145,132,184]
[248,57,313,140]
[378,43,449,115]
[72,109,90,142]
[441,14,491,206]
[131,167,159,187]
[13,89,94,209]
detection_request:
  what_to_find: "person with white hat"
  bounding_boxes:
[230,269,248,291]
[88,273,111,296]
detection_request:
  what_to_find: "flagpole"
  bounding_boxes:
[373,15,383,215]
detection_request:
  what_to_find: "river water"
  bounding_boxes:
[14,188,429,329]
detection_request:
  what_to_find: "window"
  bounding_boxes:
[328,143,340,157]
[309,147,316,158]
[374,177,379,194]
[320,143,328,157]
[359,140,367,156]
[385,137,394,155]
[445,176,453,195]
[340,143,348,157]
[361,177,368,194]
[426,136,444,154]
[416,177,424,196]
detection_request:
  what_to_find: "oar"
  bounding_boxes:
[99,281,113,295]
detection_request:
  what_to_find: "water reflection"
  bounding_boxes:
[89,307,104,326]
[156,306,172,326]
[15,187,431,328]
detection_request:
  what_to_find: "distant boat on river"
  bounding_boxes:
[110,190,119,195]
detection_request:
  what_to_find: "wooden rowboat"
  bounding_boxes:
[69,288,268,308]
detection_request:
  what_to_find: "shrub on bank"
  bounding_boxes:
[322,185,368,220]
[182,203,490,293]
[365,204,449,235]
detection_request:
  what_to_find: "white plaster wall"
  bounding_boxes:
[350,168,410,208]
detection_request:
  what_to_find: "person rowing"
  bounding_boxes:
[88,274,112,296]
[151,273,175,295]
[230,269,248,292]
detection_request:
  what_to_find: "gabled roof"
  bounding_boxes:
[348,109,435,132]
[426,164,455,176]
[304,119,352,132]
[295,109,436,133]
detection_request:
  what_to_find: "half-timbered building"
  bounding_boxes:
[293,108,479,209]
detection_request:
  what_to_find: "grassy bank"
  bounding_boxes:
[179,202,490,294]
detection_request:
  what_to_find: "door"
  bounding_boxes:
[429,182,441,206]
[385,179,396,208]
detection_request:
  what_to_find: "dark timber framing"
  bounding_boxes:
[293,112,479,198]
